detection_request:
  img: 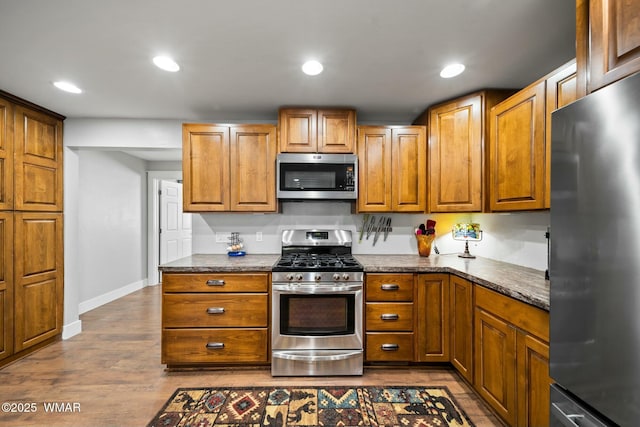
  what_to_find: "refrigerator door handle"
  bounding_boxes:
[551,403,584,427]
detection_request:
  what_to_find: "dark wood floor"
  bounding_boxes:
[0,285,504,427]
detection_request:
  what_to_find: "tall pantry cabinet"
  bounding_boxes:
[0,91,64,366]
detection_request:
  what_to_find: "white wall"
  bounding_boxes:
[65,118,183,149]
[193,203,549,271]
[76,150,148,311]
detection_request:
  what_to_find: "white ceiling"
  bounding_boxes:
[0,0,576,161]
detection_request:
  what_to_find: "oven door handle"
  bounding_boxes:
[272,284,363,294]
[273,351,362,362]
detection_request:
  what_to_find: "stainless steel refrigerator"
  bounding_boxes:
[550,71,640,427]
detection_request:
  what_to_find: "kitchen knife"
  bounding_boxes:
[373,216,385,246]
[366,215,375,239]
[358,214,369,243]
[384,217,391,241]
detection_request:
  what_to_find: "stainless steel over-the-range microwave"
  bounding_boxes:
[276,153,357,200]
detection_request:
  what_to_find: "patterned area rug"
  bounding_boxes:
[147,385,475,427]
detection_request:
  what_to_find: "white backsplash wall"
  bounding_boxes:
[469,211,550,271]
[192,203,549,272]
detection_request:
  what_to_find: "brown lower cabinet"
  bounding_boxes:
[474,285,551,427]
[161,272,270,367]
[0,212,64,367]
[367,272,549,427]
[415,274,449,362]
[364,273,414,362]
[449,275,473,382]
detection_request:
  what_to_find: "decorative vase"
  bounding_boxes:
[416,234,435,257]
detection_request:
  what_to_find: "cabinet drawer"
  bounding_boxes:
[163,273,268,293]
[163,294,268,327]
[366,302,413,331]
[162,328,268,364]
[366,274,414,301]
[365,332,414,362]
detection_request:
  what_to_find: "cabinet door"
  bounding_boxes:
[278,108,317,152]
[229,125,277,211]
[357,126,393,212]
[517,333,551,427]
[14,106,63,212]
[428,95,483,212]
[0,212,13,361]
[449,275,473,382]
[474,307,517,426]
[489,82,546,211]
[0,99,13,211]
[545,61,577,207]
[182,124,230,212]
[391,126,426,212]
[416,274,449,362]
[317,109,356,153]
[588,0,640,92]
[14,213,63,352]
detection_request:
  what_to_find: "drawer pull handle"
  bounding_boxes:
[381,313,399,321]
[206,307,225,315]
[381,344,400,351]
[381,284,399,291]
[206,342,225,350]
[206,279,225,286]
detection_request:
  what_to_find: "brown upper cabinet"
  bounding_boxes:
[14,105,64,212]
[414,90,513,212]
[489,60,576,211]
[0,98,13,211]
[489,81,546,211]
[357,125,426,212]
[578,0,640,94]
[545,60,578,207]
[182,123,277,212]
[278,108,356,153]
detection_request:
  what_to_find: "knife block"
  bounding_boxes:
[416,234,435,257]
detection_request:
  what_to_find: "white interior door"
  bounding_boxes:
[160,180,192,264]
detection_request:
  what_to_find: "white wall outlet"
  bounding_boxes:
[215,232,232,243]
[256,231,263,242]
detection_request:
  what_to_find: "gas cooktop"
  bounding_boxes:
[273,253,363,272]
[273,229,363,273]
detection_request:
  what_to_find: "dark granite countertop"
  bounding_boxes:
[158,254,280,272]
[158,253,549,310]
[354,254,549,311]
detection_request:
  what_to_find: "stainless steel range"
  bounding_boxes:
[271,229,364,376]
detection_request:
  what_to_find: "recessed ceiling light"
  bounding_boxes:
[53,81,82,94]
[302,60,323,76]
[153,56,180,72]
[440,63,465,78]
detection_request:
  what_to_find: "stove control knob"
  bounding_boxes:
[315,274,322,281]
[295,274,303,281]
[286,273,294,281]
[342,273,350,281]
[332,273,341,281]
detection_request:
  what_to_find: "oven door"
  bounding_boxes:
[272,283,363,351]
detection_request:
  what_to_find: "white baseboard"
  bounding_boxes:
[62,319,82,340]
[78,278,148,314]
